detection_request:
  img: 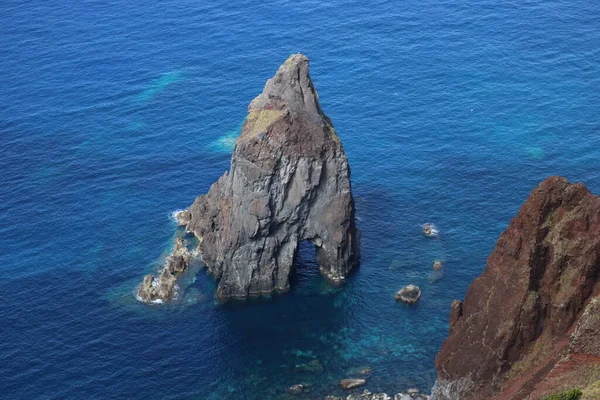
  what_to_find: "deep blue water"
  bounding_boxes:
[1,0,600,399]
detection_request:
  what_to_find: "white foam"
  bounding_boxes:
[133,281,165,305]
[169,209,186,223]
[134,286,166,305]
[133,287,146,303]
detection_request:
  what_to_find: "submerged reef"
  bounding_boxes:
[139,53,360,301]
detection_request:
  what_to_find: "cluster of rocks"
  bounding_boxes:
[395,231,446,304]
[326,388,429,400]
[286,386,428,400]
[394,261,442,304]
[285,177,600,400]
[285,363,427,400]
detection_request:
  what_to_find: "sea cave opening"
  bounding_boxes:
[290,239,321,286]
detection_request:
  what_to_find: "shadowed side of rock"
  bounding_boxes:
[140,53,360,301]
[431,176,600,400]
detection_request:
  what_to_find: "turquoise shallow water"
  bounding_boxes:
[1,0,600,399]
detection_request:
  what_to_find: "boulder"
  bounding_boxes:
[340,378,367,390]
[395,285,421,304]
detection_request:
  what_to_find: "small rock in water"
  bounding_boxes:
[422,223,439,237]
[433,261,443,271]
[340,378,367,390]
[287,383,304,394]
[359,367,373,376]
[395,285,422,304]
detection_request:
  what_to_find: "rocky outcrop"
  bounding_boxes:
[395,285,422,304]
[138,237,191,302]
[141,54,360,301]
[431,177,600,400]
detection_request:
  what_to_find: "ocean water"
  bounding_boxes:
[1,0,599,399]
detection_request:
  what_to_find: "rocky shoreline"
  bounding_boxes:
[325,388,429,400]
[279,177,600,399]
[136,54,600,399]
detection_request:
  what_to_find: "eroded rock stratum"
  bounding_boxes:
[139,54,360,301]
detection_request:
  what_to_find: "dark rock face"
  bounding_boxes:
[142,54,360,301]
[431,177,600,400]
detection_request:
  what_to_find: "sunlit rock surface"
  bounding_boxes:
[141,54,360,301]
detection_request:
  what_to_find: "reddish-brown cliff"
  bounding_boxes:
[431,177,600,400]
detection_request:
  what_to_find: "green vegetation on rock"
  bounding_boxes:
[543,388,583,400]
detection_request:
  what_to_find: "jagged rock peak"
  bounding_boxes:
[140,54,360,301]
[247,53,323,122]
[237,53,341,159]
[431,176,600,400]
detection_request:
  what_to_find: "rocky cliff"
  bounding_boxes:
[431,177,600,400]
[139,53,360,301]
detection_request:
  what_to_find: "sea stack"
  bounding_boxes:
[431,177,600,400]
[140,54,360,301]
